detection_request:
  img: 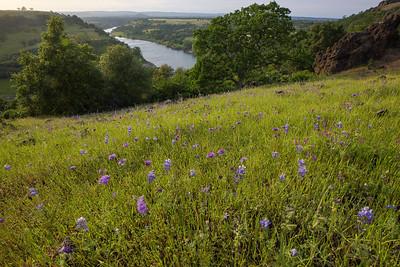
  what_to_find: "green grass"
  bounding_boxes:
[0,74,399,265]
[0,79,14,100]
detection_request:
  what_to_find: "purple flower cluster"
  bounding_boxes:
[118,158,127,166]
[29,187,38,197]
[144,160,152,166]
[76,217,89,232]
[108,154,117,160]
[260,218,272,230]
[207,152,216,158]
[137,196,148,215]
[99,175,110,185]
[148,170,156,183]
[4,164,11,171]
[189,169,196,177]
[358,207,374,224]
[217,148,225,156]
[164,159,172,171]
[298,159,307,177]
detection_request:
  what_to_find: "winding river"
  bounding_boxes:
[105,28,196,69]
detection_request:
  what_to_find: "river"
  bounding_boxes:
[105,28,196,69]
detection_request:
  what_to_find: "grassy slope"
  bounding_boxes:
[0,73,399,265]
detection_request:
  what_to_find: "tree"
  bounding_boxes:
[12,16,103,115]
[99,44,152,108]
[309,22,345,56]
[192,2,295,92]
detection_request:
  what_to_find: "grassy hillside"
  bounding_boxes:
[0,11,119,80]
[338,3,400,32]
[0,73,399,265]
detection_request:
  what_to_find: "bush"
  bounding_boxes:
[289,70,315,82]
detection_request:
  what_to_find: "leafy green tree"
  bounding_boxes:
[99,44,152,108]
[152,66,193,100]
[309,22,345,55]
[192,2,295,91]
[12,16,103,115]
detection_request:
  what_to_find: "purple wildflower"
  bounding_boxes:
[164,159,172,171]
[314,123,320,131]
[58,243,73,254]
[189,169,196,177]
[316,115,321,121]
[29,187,38,197]
[144,160,152,166]
[272,151,280,159]
[260,218,272,230]
[148,170,156,183]
[272,127,279,132]
[290,248,298,257]
[172,139,177,145]
[104,134,109,144]
[4,164,11,171]
[123,143,129,148]
[108,154,117,161]
[79,149,87,155]
[207,152,216,158]
[137,196,148,215]
[128,126,132,135]
[337,121,343,129]
[236,165,246,177]
[118,158,127,166]
[298,159,307,177]
[358,207,374,224]
[99,175,110,185]
[217,148,225,156]
[279,173,286,181]
[76,217,89,232]
[283,124,289,134]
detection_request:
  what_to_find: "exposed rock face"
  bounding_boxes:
[377,0,400,10]
[315,13,400,74]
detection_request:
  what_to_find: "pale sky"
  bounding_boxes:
[0,0,382,18]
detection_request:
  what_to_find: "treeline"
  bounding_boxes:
[1,2,350,117]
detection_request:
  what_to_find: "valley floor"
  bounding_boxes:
[0,73,399,265]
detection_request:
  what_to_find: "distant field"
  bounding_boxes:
[0,79,14,100]
[148,18,210,26]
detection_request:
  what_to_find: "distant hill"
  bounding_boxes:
[337,0,400,32]
[0,10,119,79]
[64,11,223,19]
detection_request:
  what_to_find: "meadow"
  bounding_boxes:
[0,73,399,265]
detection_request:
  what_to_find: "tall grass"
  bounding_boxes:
[0,74,399,265]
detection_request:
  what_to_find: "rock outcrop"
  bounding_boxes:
[314,13,400,74]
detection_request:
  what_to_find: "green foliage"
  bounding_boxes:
[192,2,312,92]
[1,74,400,265]
[12,17,104,115]
[99,45,152,108]
[0,11,119,79]
[152,65,194,100]
[309,22,345,55]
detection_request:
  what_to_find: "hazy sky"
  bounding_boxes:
[0,0,382,18]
